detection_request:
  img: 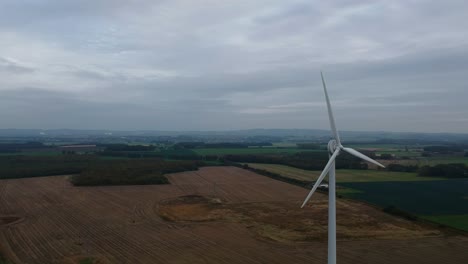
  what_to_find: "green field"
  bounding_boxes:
[345,143,423,158]
[245,163,444,182]
[347,143,428,149]
[347,144,410,149]
[338,179,468,232]
[420,157,468,166]
[271,142,299,148]
[420,215,468,232]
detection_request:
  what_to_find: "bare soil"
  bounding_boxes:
[158,194,439,242]
[0,167,467,264]
[0,216,22,226]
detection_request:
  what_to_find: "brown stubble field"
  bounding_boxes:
[0,166,467,264]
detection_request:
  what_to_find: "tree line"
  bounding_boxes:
[0,155,95,179]
[382,163,467,178]
[72,159,204,186]
[173,142,273,149]
[0,142,50,153]
[223,151,368,170]
[418,163,468,178]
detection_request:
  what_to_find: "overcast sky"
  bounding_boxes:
[0,0,467,132]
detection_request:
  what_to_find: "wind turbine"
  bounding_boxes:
[301,72,385,264]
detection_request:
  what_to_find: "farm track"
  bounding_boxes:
[0,167,466,263]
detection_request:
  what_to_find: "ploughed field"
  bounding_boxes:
[0,167,467,264]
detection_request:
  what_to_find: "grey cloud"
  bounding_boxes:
[0,57,34,73]
[0,0,467,132]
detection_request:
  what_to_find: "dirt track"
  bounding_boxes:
[0,166,467,264]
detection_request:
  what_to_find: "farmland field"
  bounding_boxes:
[0,167,467,264]
[244,163,468,231]
[422,157,468,166]
[245,163,444,182]
[346,144,422,157]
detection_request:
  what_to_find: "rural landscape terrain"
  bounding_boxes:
[0,129,468,263]
[2,1,468,263]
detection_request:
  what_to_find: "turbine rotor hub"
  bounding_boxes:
[328,140,338,154]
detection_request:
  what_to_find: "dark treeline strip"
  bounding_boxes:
[173,142,273,149]
[296,143,322,149]
[100,144,156,151]
[378,154,395,160]
[387,164,419,172]
[99,148,202,160]
[418,163,468,178]
[0,141,50,153]
[423,145,465,153]
[0,154,205,186]
[223,151,368,171]
[382,205,419,221]
[72,159,204,186]
[100,151,163,158]
[0,155,96,179]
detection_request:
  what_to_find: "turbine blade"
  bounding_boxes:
[321,72,341,145]
[301,148,340,208]
[341,147,385,168]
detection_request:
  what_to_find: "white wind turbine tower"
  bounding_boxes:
[301,72,385,264]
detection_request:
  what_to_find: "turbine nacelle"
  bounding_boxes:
[327,140,339,154]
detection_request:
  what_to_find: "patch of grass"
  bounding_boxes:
[418,157,468,166]
[337,187,363,195]
[0,253,11,264]
[79,257,94,264]
[420,214,468,232]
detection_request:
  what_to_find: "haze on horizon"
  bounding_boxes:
[0,1,467,133]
